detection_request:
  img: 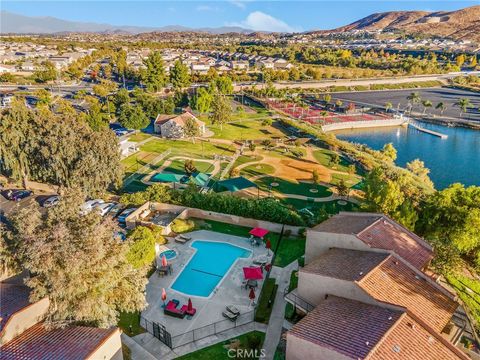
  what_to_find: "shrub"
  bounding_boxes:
[171,218,195,233]
[126,226,156,269]
[254,278,278,323]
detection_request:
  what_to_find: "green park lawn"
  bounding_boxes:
[176,331,266,360]
[127,133,152,142]
[256,177,332,198]
[208,119,285,141]
[241,163,276,178]
[233,154,263,168]
[313,149,353,173]
[141,139,236,159]
[330,172,363,187]
[163,159,215,175]
[281,198,359,215]
[118,311,145,337]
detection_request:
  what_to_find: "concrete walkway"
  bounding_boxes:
[121,333,157,360]
[261,261,298,360]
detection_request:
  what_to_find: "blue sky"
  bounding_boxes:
[2,1,477,31]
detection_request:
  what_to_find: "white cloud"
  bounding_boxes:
[228,11,299,33]
[229,0,247,10]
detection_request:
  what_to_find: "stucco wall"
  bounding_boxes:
[286,333,351,360]
[87,328,123,360]
[321,118,406,132]
[297,272,375,306]
[305,231,370,263]
[0,297,50,345]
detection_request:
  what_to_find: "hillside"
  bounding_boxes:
[329,5,480,43]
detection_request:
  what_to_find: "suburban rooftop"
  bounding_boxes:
[288,296,468,360]
[312,212,434,269]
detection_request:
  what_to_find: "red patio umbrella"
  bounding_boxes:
[249,227,269,239]
[187,298,193,312]
[161,288,167,307]
[161,255,168,267]
[243,266,264,280]
[265,239,271,254]
[249,288,256,303]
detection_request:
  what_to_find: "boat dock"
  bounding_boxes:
[409,123,448,139]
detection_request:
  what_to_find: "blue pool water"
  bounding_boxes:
[171,241,251,297]
[160,249,177,260]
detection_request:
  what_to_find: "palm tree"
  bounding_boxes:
[385,102,393,113]
[454,98,473,117]
[407,92,421,113]
[421,100,432,115]
[435,102,447,115]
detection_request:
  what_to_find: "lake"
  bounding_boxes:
[335,122,480,189]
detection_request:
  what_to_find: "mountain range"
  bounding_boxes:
[1,6,479,42]
[0,11,253,35]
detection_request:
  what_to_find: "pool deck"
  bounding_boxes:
[142,230,271,337]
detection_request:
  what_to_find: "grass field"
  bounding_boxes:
[118,311,145,337]
[141,139,235,159]
[233,154,263,168]
[241,163,276,178]
[163,159,215,175]
[281,197,359,214]
[312,149,353,173]
[330,172,363,187]
[207,119,285,141]
[128,133,152,142]
[176,331,265,360]
[256,177,332,198]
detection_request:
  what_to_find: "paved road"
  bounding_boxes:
[331,87,480,122]
[233,72,480,91]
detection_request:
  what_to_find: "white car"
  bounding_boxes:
[95,202,116,216]
[42,195,60,208]
[80,199,105,215]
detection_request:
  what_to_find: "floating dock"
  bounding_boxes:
[409,123,448,139]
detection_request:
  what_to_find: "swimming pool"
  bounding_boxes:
[160,249,177,260]
[171,241,251,297]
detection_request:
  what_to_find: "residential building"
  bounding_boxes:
[0,277,123,360]
[284,212,474,360]
[286,296,469,360]
[154,112,206,139]
[1,94,14,108]
[305,212,433,269]
[0,64,15,73]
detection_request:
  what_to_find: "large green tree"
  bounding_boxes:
[141,52,167,92]
[209,93,232,130]
[118,104,150,130]
[0,101,122,196]
[169,60,191,90]
[191,87,213,113]
[7,190,147,328]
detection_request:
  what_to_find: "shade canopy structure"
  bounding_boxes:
[243,266,264,280]
[249,227,269,238]
[214,176,257,193]
[190,172,210,187]
[151,173,184,183]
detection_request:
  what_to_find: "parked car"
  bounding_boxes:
[5,190,32,201]
[42,195,60,208]
[108,203,125,217]
[80,199,105,215]
[94,202,116,217]
[117,208,137,224]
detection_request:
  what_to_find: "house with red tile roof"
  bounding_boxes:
[0,278,123,360]
[306,212,433,270]
[286,296,469,360]
[154,111,206,139]
[297,248,459,334]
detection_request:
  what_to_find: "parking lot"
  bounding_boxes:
[0,190,55,220]
[332,87,480,122]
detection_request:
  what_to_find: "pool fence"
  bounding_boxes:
[140,309,256,349]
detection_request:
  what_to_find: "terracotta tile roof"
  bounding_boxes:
[312,212,382,234]
[0,283,31,331]
[289,296,468,360]
[367,314,469,360]
[358,256,457,333]
[311,212,433,270]
[154,112,205,127]
[0,323,117,360]
[289,296,403,359]
[357,216,433,269]
[301,248,389,281]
